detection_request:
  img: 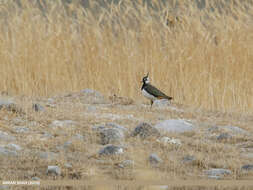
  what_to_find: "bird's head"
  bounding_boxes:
[142,73,150,84]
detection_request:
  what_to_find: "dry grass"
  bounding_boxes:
[0,0,253,113]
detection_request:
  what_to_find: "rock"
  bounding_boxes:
[0,99,23,114]
[0,147,18,157]
[182,155,196,164]
[64,163,72,169]
[208,175,222,180]
[155,119,195,134]
[156,186,169,190]
[149,153,163,164]
[41,132,53,140]
[204,168,232,176]
[5,143,22,151]
[241,153,253,159]
[152,99,171,108]
[118,160,135,168]
[217,133,232,141]
[106,123,127,131]
[38,151,58,161]
[157,137,182,146]
[100,128,124,145]
[12,117,25,125]
[93,123,127,144]
[0,99,14,109]
[0,131,16,141]
[81,89,103,97]
[28,121,38,127]
[132,122,160,138]
[14,126,29,133]
[32,103,45,112]
[72,134,85,141]
[220,126,248,135]
[47,166,61,176]
[241,164,253,171]
[208,126,219,133]
[86,105,96,112]
[0,185,9,190]
[93,123,127,132]
[80,89,106,104]
[31,177,40,181]
[50,120,77,128]
[99,145,124,156]
[56,141,73,150]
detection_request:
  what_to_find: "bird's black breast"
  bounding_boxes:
[141,83,146,90]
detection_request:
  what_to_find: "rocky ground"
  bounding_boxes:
[0,89,253,189]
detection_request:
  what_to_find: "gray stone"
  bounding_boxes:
[81,89,103,97]
[64,163,72,169]
[182,155,196,164]
[64,141,72,147]
[132,122,160,138]
[5,143,22,151]
[99,145,124,156]
[50,120,77,128]
[0,147,18,157]
[92,123,127,132]
[217,133,232,141]
[28,121,38,127]
[157,137,182,146]
[204,168,232,176]
[149,153,163,164]
[31,177,40,181]
[56,141,73,150]
[105,123,127,132]
[47,98,55,104]
[155,119,195,133]
[241,153,253,159]
[14,126,29,133]
[47,166,61,176]
[0,99,14,109]
[207,126,219,133]
[81,89,106,104]
[32,103,45,112]
[0,99,23,114]
[39,151,58,161]
[153,99,171,108]
[0,131,16,141]
[241,164,253,171]
[118,160,135,168]
[42,132,53,139]
[86,105,97,112]
[73,134,85,141]
[100,128,124,145]
[0,185,9,190]
[207,175,222,180]
[12,117,25,125]
[220,126,248,135]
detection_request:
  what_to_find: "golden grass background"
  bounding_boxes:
[0,0,253,113]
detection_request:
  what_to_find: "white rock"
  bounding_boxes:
[155,119,195,133]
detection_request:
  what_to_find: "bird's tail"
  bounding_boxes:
[166,96,173,100]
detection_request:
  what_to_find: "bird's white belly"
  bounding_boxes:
[142,89,157,100]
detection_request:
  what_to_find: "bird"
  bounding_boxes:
[141,73,173,107]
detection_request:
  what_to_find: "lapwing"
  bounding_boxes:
[141,73,173,107]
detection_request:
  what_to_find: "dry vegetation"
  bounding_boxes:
[0,0,252,112]
[0,0,253,189]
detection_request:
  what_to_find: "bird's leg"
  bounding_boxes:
[150,100,153,109]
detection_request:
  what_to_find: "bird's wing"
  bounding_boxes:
[144,84,172,100]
